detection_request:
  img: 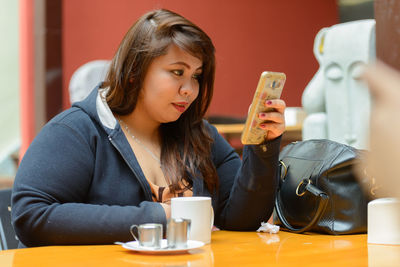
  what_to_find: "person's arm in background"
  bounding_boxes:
[358,60,400,198]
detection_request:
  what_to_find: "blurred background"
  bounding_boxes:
[0,0,376,186]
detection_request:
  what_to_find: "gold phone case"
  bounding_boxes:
[241,71,286,145]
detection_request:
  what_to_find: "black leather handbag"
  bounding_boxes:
[274,139,371,235]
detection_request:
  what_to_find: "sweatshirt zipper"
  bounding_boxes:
[108,136,153,201]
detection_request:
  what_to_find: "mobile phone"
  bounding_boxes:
[241,71,286,145]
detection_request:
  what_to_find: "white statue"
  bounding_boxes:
[302,20,376,149]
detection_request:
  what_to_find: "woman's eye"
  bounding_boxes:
[172,70,184,76]
[193,73,202,81]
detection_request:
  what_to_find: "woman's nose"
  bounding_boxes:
[179,80,197,97]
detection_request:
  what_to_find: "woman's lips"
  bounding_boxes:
[172,102,188,113]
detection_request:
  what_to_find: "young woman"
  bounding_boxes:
[12,9,286,247]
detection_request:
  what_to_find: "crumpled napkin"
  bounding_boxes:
[256,221,280,234]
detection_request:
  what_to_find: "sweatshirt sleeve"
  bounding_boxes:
[208,122,281,230]
[11,121,166,247]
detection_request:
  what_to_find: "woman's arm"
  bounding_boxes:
[209,99,285,230]
[207,122,281,231]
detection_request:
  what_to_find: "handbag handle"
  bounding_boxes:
[275,178,329,233]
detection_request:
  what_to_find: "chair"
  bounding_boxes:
[0,188,19,250]
[302,19,376,149]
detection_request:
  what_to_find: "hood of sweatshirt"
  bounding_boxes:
[72,84,117,134]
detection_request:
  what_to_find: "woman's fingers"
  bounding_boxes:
[258,99,286,140]
[259,121,285,140]
[258,111,284,123]
[264,99,286,113]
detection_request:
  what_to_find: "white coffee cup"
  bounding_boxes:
[171,196,214,244]
[368,198,400,245]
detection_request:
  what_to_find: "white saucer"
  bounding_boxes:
[121,239,205,254]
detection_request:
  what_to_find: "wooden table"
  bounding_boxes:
[213,124,302,135]
[213,123,303,153]
[1,230,398,266]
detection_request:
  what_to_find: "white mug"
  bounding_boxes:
[368,198,400,245]
[171,196,214,244]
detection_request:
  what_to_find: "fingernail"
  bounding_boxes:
[259,113,266,119]
[259,123,265,129]
[267,100,272,105]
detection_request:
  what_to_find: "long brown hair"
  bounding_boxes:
[102,9,218,193]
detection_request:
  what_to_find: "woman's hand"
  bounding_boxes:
[258,99,286,140]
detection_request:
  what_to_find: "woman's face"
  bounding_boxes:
[135,44,202,124]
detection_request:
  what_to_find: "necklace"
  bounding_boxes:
[117,117,162,166]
